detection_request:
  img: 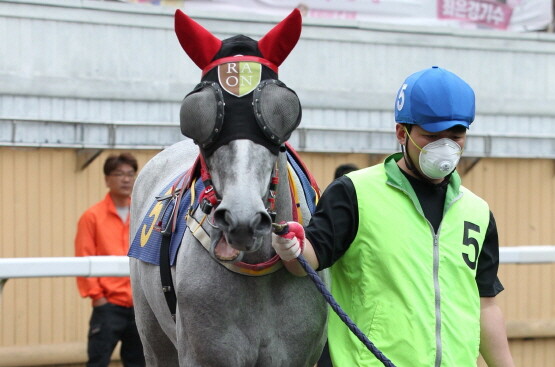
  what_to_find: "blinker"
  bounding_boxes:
[180,81,225,149]
[180,74,301,151]
[253,79,301,145]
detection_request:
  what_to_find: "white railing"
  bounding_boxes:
[0,256,130,279]
[0,256,129,297]
[498,245,555,264]
[1,246,554,294]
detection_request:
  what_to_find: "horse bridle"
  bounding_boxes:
[197,148,283,224]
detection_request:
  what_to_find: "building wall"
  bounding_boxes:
[466,158,555,367]
[0,147,158,367]
[0,147,554,366]
[3,0,555,158]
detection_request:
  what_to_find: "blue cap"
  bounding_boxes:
[394,66,475,132]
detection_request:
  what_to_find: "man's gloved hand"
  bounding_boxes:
[271,221,305,261]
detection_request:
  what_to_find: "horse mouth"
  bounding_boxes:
[213,235,241,261]
[210,230,267,262]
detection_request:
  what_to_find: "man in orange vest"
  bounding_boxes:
[75,153,145,367]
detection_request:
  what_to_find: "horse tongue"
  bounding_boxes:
[214,236,240,261]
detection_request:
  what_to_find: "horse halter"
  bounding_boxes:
[180,75,301,150]
[197,149,282,222]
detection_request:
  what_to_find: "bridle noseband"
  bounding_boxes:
[197,149,283,223]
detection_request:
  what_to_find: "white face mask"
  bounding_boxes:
[418,138,462,179]
[402,126,463,180]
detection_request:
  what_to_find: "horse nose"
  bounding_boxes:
[213,208,272,234]
[213,208,236,231]
[249,211,272,234]
[213,208,272,250]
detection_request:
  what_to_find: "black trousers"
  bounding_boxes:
[318,340,333,367]
[87,303,145,367]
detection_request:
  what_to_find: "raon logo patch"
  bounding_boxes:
[218,61,261,97]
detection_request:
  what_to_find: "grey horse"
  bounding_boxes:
[129,9,328,367]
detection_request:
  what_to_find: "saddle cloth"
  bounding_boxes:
[128,148,318,266]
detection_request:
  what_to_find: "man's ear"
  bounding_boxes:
[395,123,406,145]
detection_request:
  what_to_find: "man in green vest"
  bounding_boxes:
[272,66,514,366]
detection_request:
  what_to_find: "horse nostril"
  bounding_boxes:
[214,209,236,230]
[251,211,272,234]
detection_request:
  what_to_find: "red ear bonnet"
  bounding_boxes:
[258,9,302,67]
[174,9,222,69]
[175,8,301,71]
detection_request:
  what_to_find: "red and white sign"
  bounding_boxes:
[437,0,513,30]
[167,0,552,32]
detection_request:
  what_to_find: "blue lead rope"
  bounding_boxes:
[296,254,397,367]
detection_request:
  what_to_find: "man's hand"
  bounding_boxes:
[92,297,108,307]
[271,221,305,261]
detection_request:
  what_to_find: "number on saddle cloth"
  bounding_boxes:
[128,174,205,266]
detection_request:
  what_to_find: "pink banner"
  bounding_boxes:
[125,0,552,32]
[437,0,513,29]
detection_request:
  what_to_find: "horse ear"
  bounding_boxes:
[258,9,302,67]
[174,9,222,69]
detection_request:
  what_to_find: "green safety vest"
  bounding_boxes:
[328,153,490,367]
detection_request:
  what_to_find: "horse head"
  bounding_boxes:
[175,9,302,261]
